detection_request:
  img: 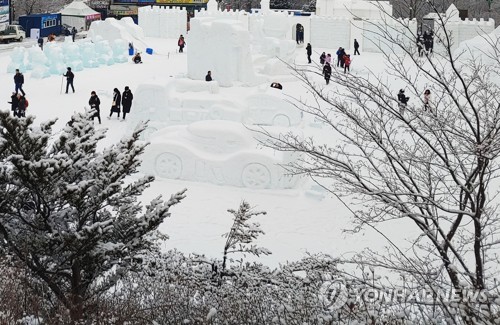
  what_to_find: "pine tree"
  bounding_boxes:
[221,201,271,271]
[270,0,292,10]
[0,111,186,321]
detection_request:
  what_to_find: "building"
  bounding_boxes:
[109,0,208,22]
[18,13,62,37]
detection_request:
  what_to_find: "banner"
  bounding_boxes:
[0,2,8,30]
[109,4,138,15]
[156,0,207,4]
[87,0,109,9]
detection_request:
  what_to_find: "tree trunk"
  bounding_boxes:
[70,260,83,322]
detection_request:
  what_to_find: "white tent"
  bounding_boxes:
[59,0,101,31]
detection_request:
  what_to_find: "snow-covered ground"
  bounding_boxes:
[0,38,412,267]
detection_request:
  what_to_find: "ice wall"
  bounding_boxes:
[138,6,187,39]
[7,39,127,77]
[187,17,257,87]
[431,5,495,54]
[315,0,393,19]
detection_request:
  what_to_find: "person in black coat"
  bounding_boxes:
[89,91,101,124]
[323,62,332,85]
[109,88,122,119]
[205,71,212,81]
[354,39,360,55]
[121,86,133,121]
[72,27,77,42]
[320,52,326,65]
[38,37,44,50]
[63,67,75,93]
[8,92,19,116]
[416,33,424,57]
[16,95,26,118]
[14,69,25,96]
[306,43,312,63]
[397,89,410,115]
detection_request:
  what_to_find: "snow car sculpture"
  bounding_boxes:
[140,120,300,189]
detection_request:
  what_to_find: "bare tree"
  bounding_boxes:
[262,1,500,323]
[12,0,76,18]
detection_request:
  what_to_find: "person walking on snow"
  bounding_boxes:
[319,52,326,65]
[323,62,332,85]
[14,69,25,96]
[109,88,122,119]
[423,89,431,111]
[63,67,75,93]
[16,95,27,118]
[343,54,351,73]
[72,27,77,42]
[88,91,101,124]
[121,86,133,121]
[178,35,185,53]
[8,92,19,117]
[306,43,312,63]
[354,39,360,55]
[397,89,410,115]
[337,47,345,67]
[324,53,332,65]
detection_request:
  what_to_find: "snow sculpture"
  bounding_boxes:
[80,42,99,68]
[7,47,26,73]
[88,17,148,51]
[26,47,50,79]
[453,25,500,86]
[187,17,257,87]
[129,79,303,136]
[95,39,114,65]
[44,43,67,75]
[6,32,125,76]
[428,4,495,54]
[206,0,218,13]
[140,120,301,189]
[112,39,129,63]
[62,42,84,71]
[138,6,187,40]
[243,88,302,127]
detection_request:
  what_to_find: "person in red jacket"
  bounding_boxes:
[343,54,351,74]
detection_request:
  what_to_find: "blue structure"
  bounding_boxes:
[19,13,62,38]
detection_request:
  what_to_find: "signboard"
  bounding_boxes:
[156,0,207,3]
[0,0,8,31]
[87,0,109,9]
[109,4,138,16]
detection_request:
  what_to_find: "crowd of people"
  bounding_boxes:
[315,45,353,85]
[307,36,433,112]
[417,30,435,57]
[7,31,436,124]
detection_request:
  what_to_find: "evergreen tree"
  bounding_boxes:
[270,0,292,9]
[0,111,185,321]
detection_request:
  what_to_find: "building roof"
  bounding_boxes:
[59,0,100,17]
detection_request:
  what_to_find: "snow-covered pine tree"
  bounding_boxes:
[270,0,292,9]
[0,111,186,321]
[221,201,271,271]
